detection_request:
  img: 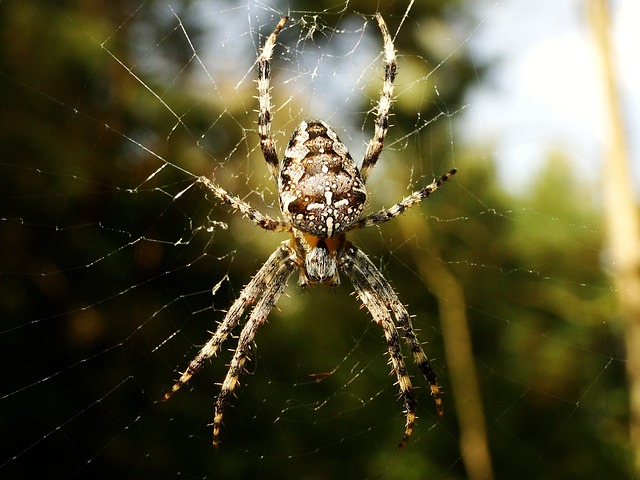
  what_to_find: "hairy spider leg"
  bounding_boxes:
[360,13,397,183]
[197,175,291,232]
[341,244,427,448]
[257,16,288,181]
[164,243,296,403]
[212,244,297,447]
[348,169,457,231]
[344,245,444,447]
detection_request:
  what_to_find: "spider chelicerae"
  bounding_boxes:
[164,14,456,448]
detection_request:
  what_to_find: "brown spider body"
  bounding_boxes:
[280,120,367,239]
[164,14,455,448]
[280,119,366,285]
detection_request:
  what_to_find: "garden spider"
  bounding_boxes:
[164,14,456,448]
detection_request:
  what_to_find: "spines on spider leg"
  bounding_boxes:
[413,350,444,419]
[391,305,444,419]
[211,250,296,447]
[380,303,427,448]
[211,305,266,447]
[347,169,457,231]
[197,176,291,232]
[212,355,245,448]
[163,275,260,402]
[164,305,254,402]
[380,307,418,449]
[397,397,417,449]
[163,320,237,402]
[360,14,397,183]
[257,16,288,180]
[412,332,445,418]
[164,244,296,404]
[341,244,418,448]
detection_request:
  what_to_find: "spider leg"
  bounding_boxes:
[198,175,291,232]
[341,243,434,448]
[347,168,456,231]
[257,16,288,181]
[163,243,297,402]
[360,14,397,183]
[388,300,443,419]
[212,245,297,447]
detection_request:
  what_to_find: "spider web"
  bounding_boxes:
[0,1,630,478]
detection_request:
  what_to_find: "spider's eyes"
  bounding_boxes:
[305,243,338,285]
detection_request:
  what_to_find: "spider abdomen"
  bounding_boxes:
[279,120,367,238]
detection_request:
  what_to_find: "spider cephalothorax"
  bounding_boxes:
[164,14,456,448]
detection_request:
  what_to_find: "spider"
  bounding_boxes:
[164,14,456,448]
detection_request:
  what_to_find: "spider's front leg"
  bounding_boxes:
[360,13,397,183]
[257,16,288,180]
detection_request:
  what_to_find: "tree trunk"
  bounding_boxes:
[588,0,640,474]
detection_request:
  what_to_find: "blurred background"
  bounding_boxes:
[1,0,637,478]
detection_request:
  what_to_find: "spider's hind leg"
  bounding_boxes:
[341,243,434,448]
[163,244,295,403]
[390,304,444,419]
[211,244,297,447]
